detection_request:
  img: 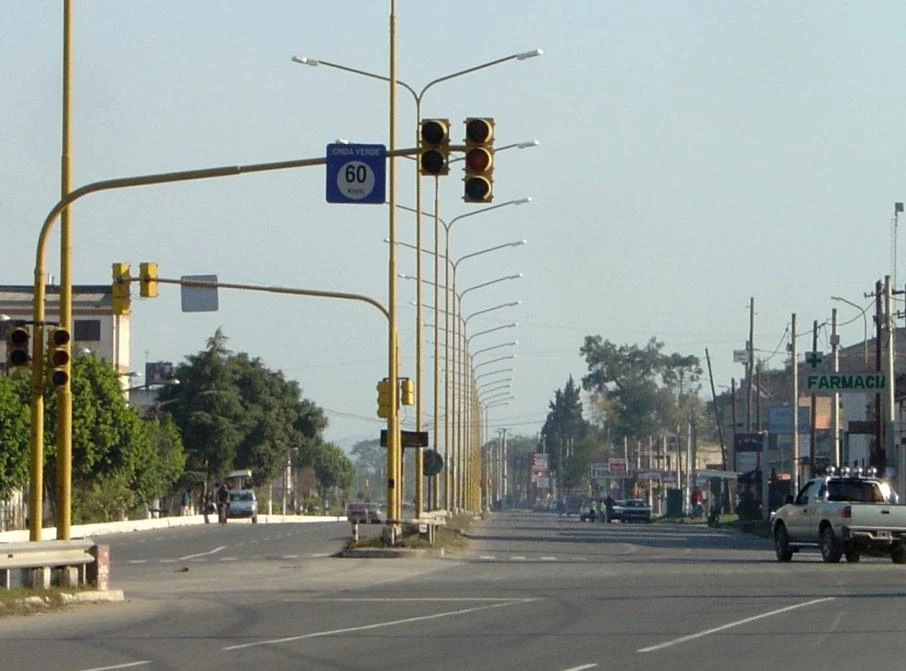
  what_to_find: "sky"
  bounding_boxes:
[3,1,906,450]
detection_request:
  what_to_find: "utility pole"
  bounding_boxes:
[730,378,737,472]
[884,275,896,483]
[810,319,818,477]
[705,348,726,470]
[747,297,755,431]
[831,308,841,467]
[875,279,884,471]
[791,314,799,494]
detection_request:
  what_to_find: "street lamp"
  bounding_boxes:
[293,50,541,515]
[830,295,870,364]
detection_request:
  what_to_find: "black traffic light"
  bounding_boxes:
[50,327,71,387]
[419,118,450,177]
[463,117,495,203]
[6,325,30,368]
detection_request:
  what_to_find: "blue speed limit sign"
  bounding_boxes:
[325,143,386,204]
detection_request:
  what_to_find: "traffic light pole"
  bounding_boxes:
[29,148,415,542]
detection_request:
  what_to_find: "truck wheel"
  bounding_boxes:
[820,526,842,563]
[891,544,906,564]
[774,524,794,562]
[844,545,861,563]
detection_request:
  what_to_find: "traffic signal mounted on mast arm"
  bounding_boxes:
[112,262,131,315]
[139,262,159,298]
[419,119,450,177]
[463,117,495,203]
[6,325,30,369]
[49,327,71,387]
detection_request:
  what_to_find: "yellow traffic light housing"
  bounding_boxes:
[139,262,159,298]
[112,262,131,315]
[400,377,415,406]
[463,117,495,203]
[6,325,30,369]
[377,378,392,419]
[419,118,450,177]
[50,327,71,387]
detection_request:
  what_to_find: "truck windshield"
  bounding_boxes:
[827,480,884,503]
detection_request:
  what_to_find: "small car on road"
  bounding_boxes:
[227,489,258,523]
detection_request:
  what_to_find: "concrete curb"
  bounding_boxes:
[339,547,446,559]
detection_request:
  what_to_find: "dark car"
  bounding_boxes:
[617,498,651,523]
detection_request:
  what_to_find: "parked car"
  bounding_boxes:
[227,489,258,523]
[617,498,651,523]
[346,502,368,524]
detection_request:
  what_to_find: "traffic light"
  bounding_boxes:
[419,118,450,177]
[49,327,71,387]
[112,262,131,315]
[463,117,495,203]
[376,378,392,419]
[400,377,415,406]
[6,325,30,369]
[139,262,159,298]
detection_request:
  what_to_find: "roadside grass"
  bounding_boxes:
[0,587,77,617]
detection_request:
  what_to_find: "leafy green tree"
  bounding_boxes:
[162,328,328,489]
[349,438,383,500]
[43,353,185,522]
[541,376,589,490]
[0,373,29,501]
[310,442,354,499]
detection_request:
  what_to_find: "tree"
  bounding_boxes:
[541,376,589,490]
[43,353,186,522]
[310,442,354,499]
[0,373,29,501]
[349,438,384,500]
[161,328,328,489]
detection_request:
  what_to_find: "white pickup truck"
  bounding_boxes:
[772,470,906,563]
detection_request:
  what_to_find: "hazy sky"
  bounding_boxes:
[3,2,906,449]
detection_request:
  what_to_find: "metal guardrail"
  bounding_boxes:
[0,539,101,590]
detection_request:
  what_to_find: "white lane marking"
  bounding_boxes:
[291,598,526,602]
[126,560,147,565]
[223,599,536,651]
[560,665,598,671]
[220,557,238,562]
[540,556,557,561]
[511,556,526,560]
[479,555,496,560]
[179,545,226,561]
[78,661,152,671]
[637,597,836,653]
[310,553,330,558]
[281,554,299,559]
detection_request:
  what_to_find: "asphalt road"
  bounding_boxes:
[3,512,906,670]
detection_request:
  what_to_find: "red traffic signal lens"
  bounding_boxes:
[9,328,29,346]
[51,328,71,347]
[465,148,492,173]
[464,176,492,202]
[465,118,493,144]
[420,149,447,176]
[421,120,448,146]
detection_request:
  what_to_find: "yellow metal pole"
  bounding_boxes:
[444,226,452,511]
[57,0,74,540]
[431,179,440,510]
[413,95,424,518]
[387,0,401,541]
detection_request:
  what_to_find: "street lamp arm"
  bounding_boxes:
[454,241,526,271]
[464,301,520,326]
[291,56,418,102]
[461,274,523,299]
[417,49,543,101]
[472,341,518,357]
[467,323,518,345]
[448,198,532,233]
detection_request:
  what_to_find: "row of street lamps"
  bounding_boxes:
[294,40,541,519]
